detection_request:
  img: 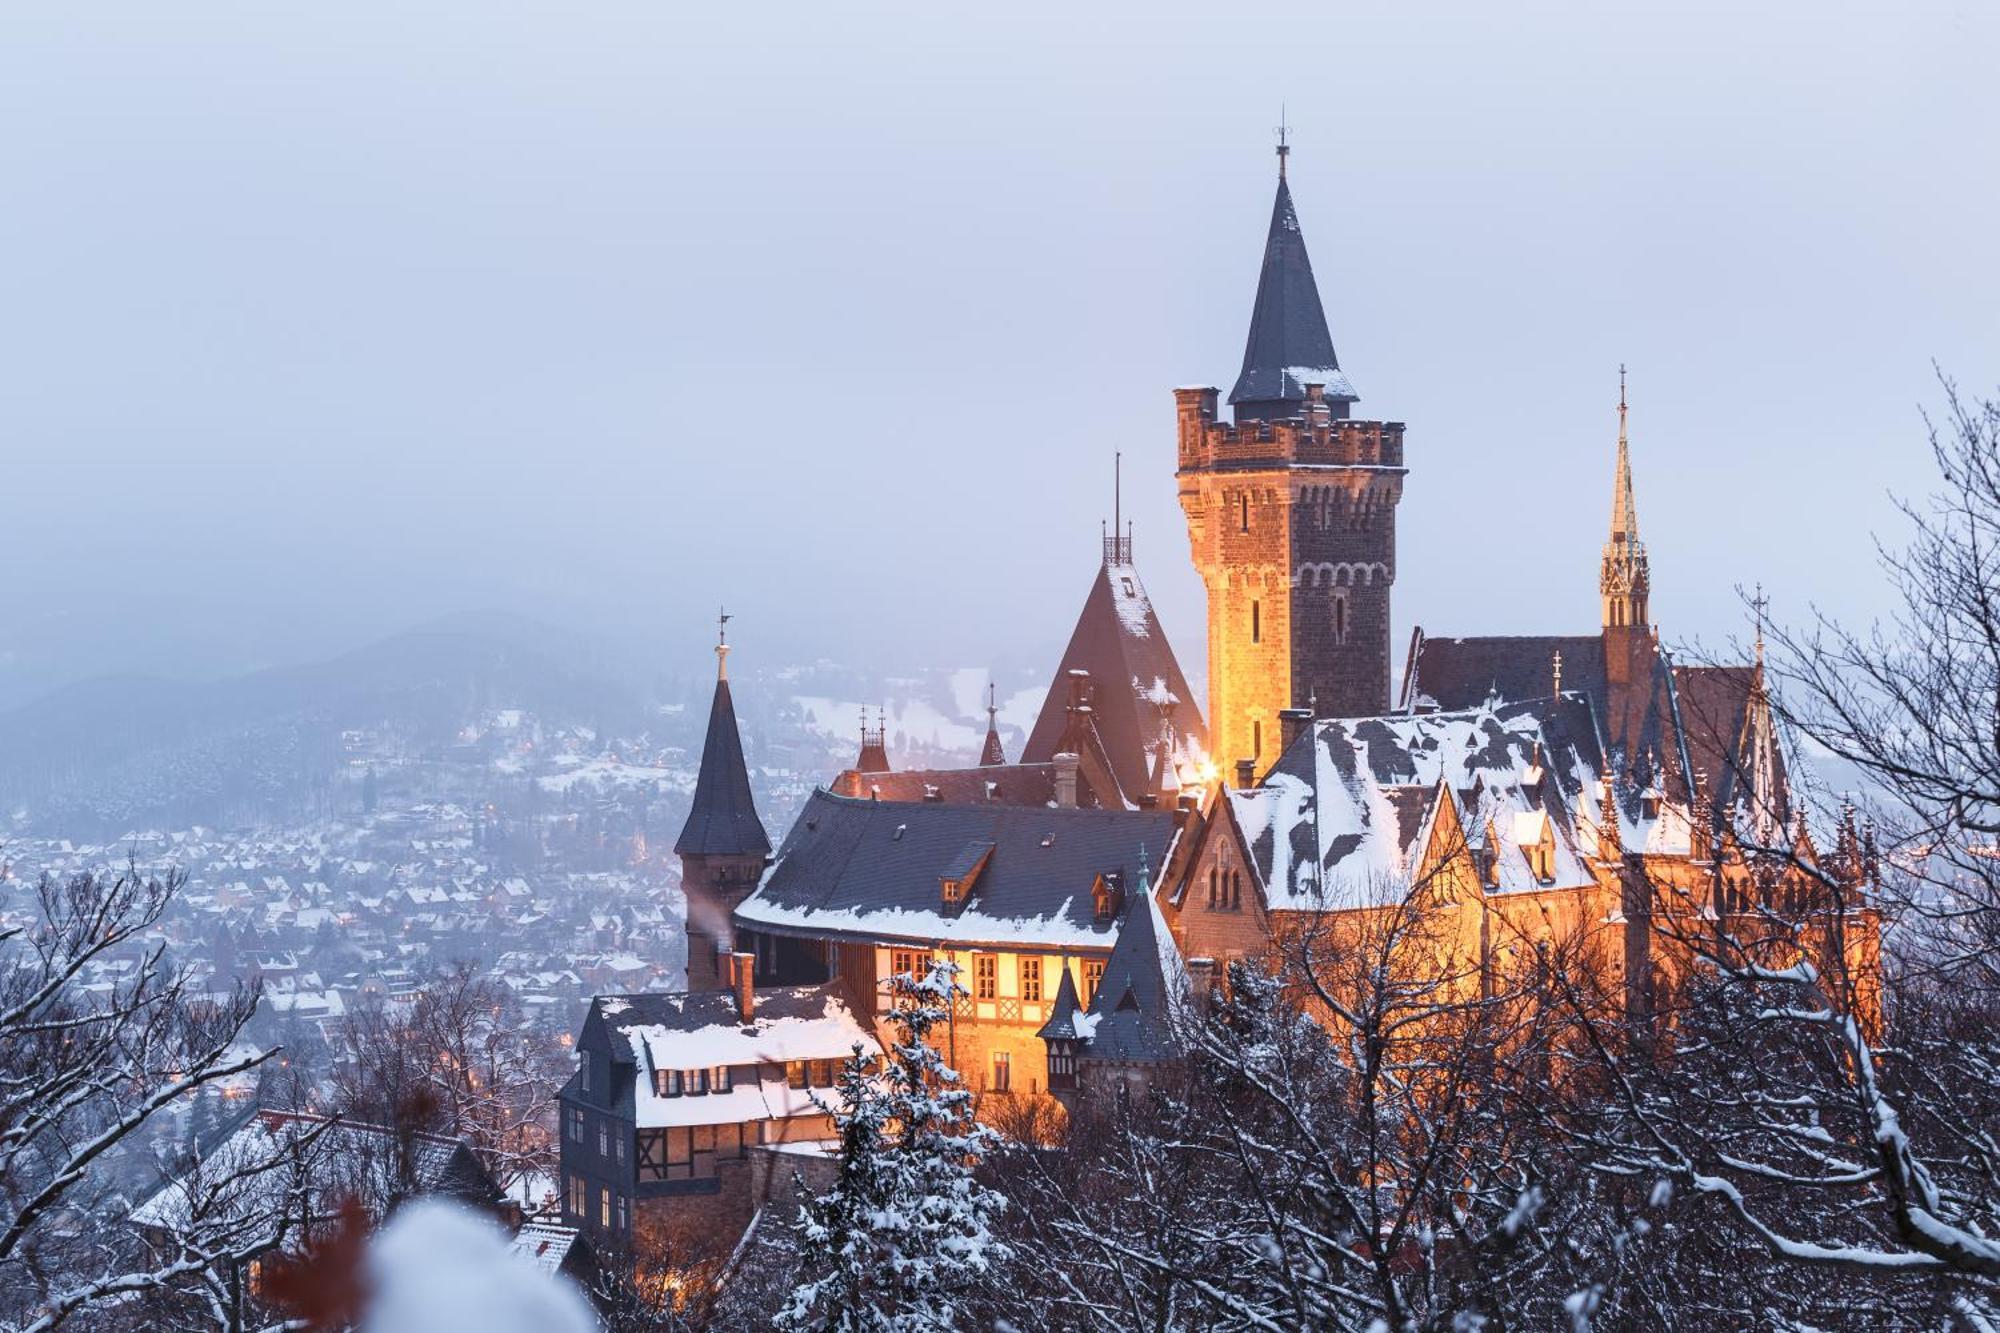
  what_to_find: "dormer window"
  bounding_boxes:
[656,1068,681,1098]
[713,1064,732,1093]
[1093,872,1125,921]
[940,842,994,918]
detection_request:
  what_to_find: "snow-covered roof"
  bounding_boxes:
[1232,697,1605,911]
[739,791,1181,950]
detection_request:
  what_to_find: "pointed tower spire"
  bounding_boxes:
[1229,141,1356,421]
[1600,365,1651,632]
[979,682,1006,767]
[676,617,769,860]
[1741,584,1786,849]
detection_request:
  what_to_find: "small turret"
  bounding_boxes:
[979,683,1006,767]
[675,611,771,991]
[855,707,890,775]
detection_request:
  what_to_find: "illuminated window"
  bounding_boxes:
[1020,957,1042,1003]
[786,1061,808,1090]
[599,1188,610,1229]
[567,1175,584,1216]
[974,954,997,1000]
[1083,960,1105,1008]
[656,1069,682,1098]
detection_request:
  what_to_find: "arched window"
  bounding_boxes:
[1231,871,1242,910]
[1207,867,1218,907]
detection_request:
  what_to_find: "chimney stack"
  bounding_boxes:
[1235,758,1258,789]
[1053,752,1080,808]
[1278,708,1312,754]
[731,951,756,1020]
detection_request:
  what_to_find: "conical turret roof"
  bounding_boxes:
[675,670,770,858]
[1229,170,1355,418]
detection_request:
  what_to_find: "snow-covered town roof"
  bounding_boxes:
[737,791,1182,949]
[129,1110,491,1233]
[592,982,871,1068]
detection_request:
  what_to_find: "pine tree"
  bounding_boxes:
[779,962,1008,1332]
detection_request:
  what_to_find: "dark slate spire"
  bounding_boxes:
[1228,147,1357,422]
[979,683,1006,767]
[1035,963,1087,1042]
[1078,850,1186,1064]
[674,619,770,858]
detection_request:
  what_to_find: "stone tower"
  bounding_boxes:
[673,616,770,992]
[1177,145,1407,777]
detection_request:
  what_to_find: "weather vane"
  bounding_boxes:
[1275,104,1291,179]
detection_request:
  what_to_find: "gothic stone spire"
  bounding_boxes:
[1600,365,1651,631]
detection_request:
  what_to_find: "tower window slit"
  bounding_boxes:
[1251,600,1261,643]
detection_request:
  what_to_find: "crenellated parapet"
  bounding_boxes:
[1175,385,1405,474]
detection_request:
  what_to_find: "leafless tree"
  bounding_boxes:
[0,866,282,1330]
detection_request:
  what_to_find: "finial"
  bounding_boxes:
[1751,583,1768,665]
[1552,648,1564,697]
[1619,363,1627,413]
[715,606,732,680]
[1114,450,1121,545]
[1275,106,1291,181]
[987,681,998,726]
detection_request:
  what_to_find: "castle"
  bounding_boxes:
[555,142,1877,1266]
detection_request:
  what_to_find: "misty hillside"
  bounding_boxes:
[0,617,646,836]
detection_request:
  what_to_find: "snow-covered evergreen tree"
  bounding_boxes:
[779,961,1007,1332]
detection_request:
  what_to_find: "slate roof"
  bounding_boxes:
[1231,696,1605,911]
[1672,664,1790,820]
[1401,630,1683,799]
[735,790,1181,949]
[1077,865,1186,1064]
[828,761,1082,810]
[1035,964,1090,1042]
[1021,554,1206,805]
[582,983,877,1130]
[1229,172,1357,418]
[676,676,770,857]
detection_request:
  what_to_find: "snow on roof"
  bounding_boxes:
[1235,698,1604,911]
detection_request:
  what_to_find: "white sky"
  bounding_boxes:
[2,2,1995,704]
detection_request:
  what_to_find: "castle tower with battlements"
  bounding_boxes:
[1178,145,1407,776]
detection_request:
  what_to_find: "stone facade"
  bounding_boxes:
[1177,384,1407,774]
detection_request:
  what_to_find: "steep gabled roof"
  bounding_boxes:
[1232,696,1605,912]
[1079,861,1186,1064]
[675,676,770,858]
[1229,172,1356,417]
[1021,553,1206,804]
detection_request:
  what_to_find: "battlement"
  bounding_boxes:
[1173,385,1405,473]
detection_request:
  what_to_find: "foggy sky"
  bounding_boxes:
[4,2,1996,710]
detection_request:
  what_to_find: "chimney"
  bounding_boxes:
[1278,708,1312,754]
[731,951,756,1020]
[1186,956,1218,1013]
[1053,752,1080,808]
[1235,758,1258,789]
